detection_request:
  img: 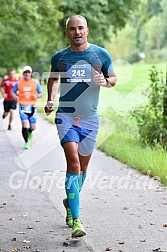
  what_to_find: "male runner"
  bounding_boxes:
[0,69,18,130]
[11,66,42,149]
[45,15,117,237]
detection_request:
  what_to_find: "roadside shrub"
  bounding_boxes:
[125,51,140,64]
[145,48,167,63]
[131,66,167,147]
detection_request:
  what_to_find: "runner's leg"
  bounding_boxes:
[78,153,91,191]
[28,107,37,140]
[22,120,29,143]
[29,123,36,131]
[8,109,14,130]
[63,142,80,218]
[2,100,8,119]
[63,142,86,237]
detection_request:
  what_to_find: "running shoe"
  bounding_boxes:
[72,219,86,238]
[24,142,30,149]
[2,113,6,119]
[28,132,33,141]
[63,198,73,228]
[8,124,12,130]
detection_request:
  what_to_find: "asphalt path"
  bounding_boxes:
[0,100,167,252]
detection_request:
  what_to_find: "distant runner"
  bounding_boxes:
[0,69,18,130]
[11,66,43,149]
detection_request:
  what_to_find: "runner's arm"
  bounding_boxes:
[44,74,60,115]
[93,70,117,88]
[47,75,60,102]
[11,83,18,100]
[44,53,60,115]
[0,85,6,98]
[104,71,117,87]
[93,49,117,87]
[35,82,43,99]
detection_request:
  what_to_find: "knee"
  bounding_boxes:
[67,157,80,174]
[30,125,36,131]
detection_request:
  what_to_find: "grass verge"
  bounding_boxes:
[98,117,167,186]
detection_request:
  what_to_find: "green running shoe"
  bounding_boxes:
[63,198,73,228]
[24,142,30,149]
[28,132,33,141]
[72,219,86,238]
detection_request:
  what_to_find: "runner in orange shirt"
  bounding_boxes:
[11,66,43,149]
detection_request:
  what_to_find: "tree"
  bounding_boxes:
[108,24,138,62]
[59,0,140,47]
[133,0,162,48]
[140,15,165,52]
[0,0,62,74]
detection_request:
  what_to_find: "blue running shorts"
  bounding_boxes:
[55,113,99,156]
[19,105,37,124]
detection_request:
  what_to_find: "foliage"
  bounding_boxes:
[125,51,140,64]
[135,0,167,62]
[58,0,140,47]
[131,66,167,147]
[0,0,166,73]
[139,15,165,52]
[144,48,167,63]
[108,24,139,62]
[163,78,167,127]
[109,0,167,63]
[0,0,62,74]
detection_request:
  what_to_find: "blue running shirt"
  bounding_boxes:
[51,44,113,117]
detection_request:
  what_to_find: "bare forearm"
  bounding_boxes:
[45,76,59,115]
[11,92,17,100]
[106,76,117,87]
[47,77,59,101]
[37,93,43,98]
[1,87,6,98]
[93,70,117,87]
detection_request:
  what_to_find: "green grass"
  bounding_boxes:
[114,62,166,95]
[97,113,167,185]
[39,62,167,186]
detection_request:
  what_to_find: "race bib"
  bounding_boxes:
[20,105,32,114]
[66,64,91,83]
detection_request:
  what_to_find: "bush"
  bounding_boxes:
[125,51,140,64]
[131,66,167,147]
[145,48,167,63]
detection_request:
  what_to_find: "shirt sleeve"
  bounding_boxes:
[51,54,58,73]
[11,83,19,93]
[36,82,43,94]
[1,80,5,88]
[50,53,61,80]
[101,49,114,75]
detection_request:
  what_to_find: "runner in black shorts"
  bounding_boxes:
[3,100,17,112]
[0,69,18,130]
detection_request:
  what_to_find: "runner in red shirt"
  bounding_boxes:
[0,69,18,130]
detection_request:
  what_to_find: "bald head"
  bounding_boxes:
[66,15,88,30]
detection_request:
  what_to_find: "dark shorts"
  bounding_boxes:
[3,100,17,112]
